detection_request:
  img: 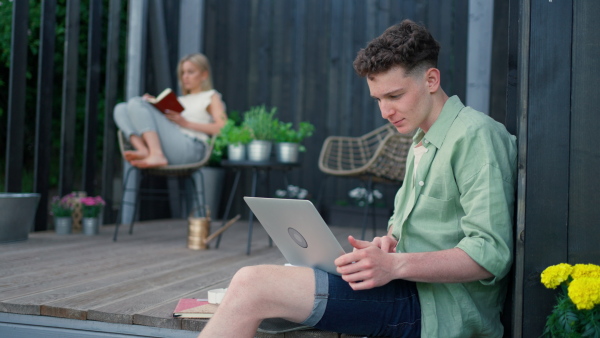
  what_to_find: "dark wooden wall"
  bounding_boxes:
[203,0,468,215]
[510,0,600,336]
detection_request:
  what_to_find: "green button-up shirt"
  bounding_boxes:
[389,96,517,337]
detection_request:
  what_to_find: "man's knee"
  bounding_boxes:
[226,266,272,303]
[230,266,267,289]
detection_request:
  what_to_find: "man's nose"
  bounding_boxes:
[380,101,393,119]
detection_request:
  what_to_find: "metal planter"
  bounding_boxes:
[247,140,272,162]
[227,144,246,161]
[0,193,40,243]
[276,142,300,163]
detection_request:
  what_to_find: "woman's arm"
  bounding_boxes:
[165,93,228,136]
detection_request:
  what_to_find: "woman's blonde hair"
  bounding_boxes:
[177,53,213,95]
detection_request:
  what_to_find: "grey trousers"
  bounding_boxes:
[113,97,206,165]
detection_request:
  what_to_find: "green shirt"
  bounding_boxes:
[389,96,517,337]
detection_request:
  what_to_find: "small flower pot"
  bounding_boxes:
[54,217,73,235]
[276,142,300,163]
[227,144,246,161]
[247,140,272,162]
[82,217,99,235]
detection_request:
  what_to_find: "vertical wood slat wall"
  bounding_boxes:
[203,0,468,211]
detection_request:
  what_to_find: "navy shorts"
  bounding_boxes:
[301,268,421,338]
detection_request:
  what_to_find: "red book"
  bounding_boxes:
[148,88,185,114]
[172,298,218,318]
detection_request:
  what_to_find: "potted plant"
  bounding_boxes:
[218,119,253,161]
[80,196,105,235]
[242,105,278,162]
[51,194,75,235]
[540,263,600,337]
[274,121,315,163]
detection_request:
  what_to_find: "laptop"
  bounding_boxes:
[243,197,346,275]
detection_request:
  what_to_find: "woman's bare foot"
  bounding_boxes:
[130,155,168,168]
[123,150,149,162]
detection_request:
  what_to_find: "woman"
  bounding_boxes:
[114,53,227,168]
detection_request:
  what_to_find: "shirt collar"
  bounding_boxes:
[412,95,464,149]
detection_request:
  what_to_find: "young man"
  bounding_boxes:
[198,20,516,338]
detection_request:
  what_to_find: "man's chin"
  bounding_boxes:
[392,124,416,135]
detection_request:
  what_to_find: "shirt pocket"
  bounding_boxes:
[413,193,457,224]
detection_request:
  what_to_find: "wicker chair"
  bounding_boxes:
[113,130,214,241]
[318,124,413,239]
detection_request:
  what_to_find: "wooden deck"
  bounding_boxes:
[0,218,381,337]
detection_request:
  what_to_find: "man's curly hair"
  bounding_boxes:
[353,20,440,77]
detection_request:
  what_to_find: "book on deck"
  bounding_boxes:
[148,88,185,114]
[172,298,218,318]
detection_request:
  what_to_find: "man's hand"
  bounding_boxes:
[335,235,399,290]
[370,234,398,253]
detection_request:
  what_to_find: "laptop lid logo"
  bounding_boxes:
[288,227,308,248]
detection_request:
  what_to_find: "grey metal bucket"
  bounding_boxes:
[54,217,73,235]
[0,193,41,244]
[247,140,272,162]
[228,144,246,161]
[276,142,300,163]
[82,217,100,235]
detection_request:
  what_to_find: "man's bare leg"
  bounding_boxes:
[198,265,315,338]
[123,134,149,162]
[130,131,168,168]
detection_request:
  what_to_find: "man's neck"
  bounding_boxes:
[422,90,449,133]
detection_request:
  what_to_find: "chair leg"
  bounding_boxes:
[315,175,330,215]
[188,170,206,218]
[128,174,143,235]
[360,176,374,240]
[114,164,138,241]
[246,169,259,255]
[216,170,241,248]
[196,169,207,217]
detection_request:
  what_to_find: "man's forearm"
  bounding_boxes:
[392,247,493,283]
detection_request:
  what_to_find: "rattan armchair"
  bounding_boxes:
[318,124,413,238]
[113,130,214,241]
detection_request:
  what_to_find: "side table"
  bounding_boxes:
[215,160,301,255]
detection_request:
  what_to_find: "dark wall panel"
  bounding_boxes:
[203,0,469,209]
[522,1,572,336]
[569,1,600,265]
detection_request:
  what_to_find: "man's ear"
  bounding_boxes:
[425,68,441,93]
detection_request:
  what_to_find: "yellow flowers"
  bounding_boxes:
[541,263,600,337]
[541,263,600,310]
[568,277,600,310]
[541,263,573,289]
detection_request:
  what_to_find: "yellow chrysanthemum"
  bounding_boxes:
[541,263,573,289]
[568,277,600,310]
[571,264,600,279]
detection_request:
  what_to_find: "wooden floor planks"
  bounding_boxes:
[0,217,376,336]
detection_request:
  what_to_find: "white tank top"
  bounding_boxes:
[413,143,428,184]
[177,89,218,141]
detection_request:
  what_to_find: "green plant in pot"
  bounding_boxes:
[274,121,315,163]
[218,120,253,161]
[51,194,75,235]
[242,105,279,162]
